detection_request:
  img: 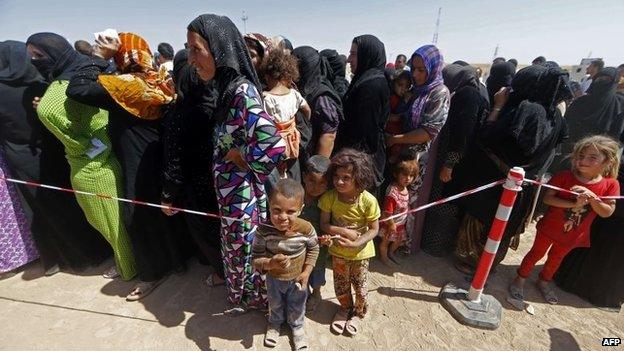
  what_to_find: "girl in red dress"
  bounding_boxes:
[509,135,621,305]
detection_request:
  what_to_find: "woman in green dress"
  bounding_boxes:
[26,32,136,280]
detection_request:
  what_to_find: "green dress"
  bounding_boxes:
[37,81,136,280]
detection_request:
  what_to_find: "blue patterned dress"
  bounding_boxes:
[213,83,285,308]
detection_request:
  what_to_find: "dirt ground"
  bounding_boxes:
[0,224,621,351]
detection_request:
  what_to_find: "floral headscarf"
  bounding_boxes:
[97,32,174,120]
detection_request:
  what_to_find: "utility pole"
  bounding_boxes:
[492,44,499,60]
[432,7,442,45]
[241,11,248,34]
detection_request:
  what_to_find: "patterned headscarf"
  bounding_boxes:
[408,45,444,127]
[244,33,273,60]
[97,32,174,120]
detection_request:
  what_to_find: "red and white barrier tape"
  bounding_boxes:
[523,179,624,200]
[3,175,618,229]
[382,179,506,222]
[0,175,509,227]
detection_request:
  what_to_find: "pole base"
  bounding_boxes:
[439,283,502,330]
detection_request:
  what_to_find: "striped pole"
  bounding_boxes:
[467,167,525,302]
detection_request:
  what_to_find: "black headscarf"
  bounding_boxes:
[565,67,624,143]
[0,40,42,86]
[172,48,217,114]
[486,62,515,103]
[292,46,342,109]
[25,32,87,82]
[349,35,386,81]
[187,14,260,109]
[507,63,571,118]
[442,63,479,93]
[320,49,349,97]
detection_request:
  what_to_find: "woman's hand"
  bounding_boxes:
[161,201,179,216]
[439,166,453,183]
[493,87,509,110]
[32,97,41,110]
[386,134,397,147]
[94,35,120,60]
[224,149,249,171]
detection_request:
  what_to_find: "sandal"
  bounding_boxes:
[292,328,308,350]
[330,308,349,334]
[344,315,361,337]
[102,266,120,279]
[508,283,525,301]
[306,293,321,313]
[126,278,167,301]
[264,326,280,348]
[205,273,225,287]
[537,281,558,305]
[44,264,60,277]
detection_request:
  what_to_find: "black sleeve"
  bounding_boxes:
[161,105,185,203]
[344,79,390,154]
[447,88,483,156]
[66,57,119,111]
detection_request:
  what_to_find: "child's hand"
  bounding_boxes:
[224,149,249,171]
[295,272,310,290]
[387,222,397,235]
[571,186,600,204]
[270,254,291,270]
[340,228,360,241]
[336,236,363,248]
[319,235,333,246]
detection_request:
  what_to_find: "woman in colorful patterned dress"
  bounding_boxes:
[186,14,285,311]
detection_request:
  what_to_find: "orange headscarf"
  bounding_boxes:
[97,32,174,120]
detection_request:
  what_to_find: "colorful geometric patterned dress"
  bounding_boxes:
[37,81,137,280]
[213,83,285,308]
[0,151,39,273]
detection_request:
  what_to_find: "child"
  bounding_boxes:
[300,155,331,312]
[379,151,419,266]
[509,135,621,305]
[386,70,413,164]
[252,178,319,350]
[318,148,380,337]
[262,49,311,177]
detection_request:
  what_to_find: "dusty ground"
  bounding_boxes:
[0,224,621,351]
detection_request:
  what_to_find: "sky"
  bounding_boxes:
[1,0,623,66]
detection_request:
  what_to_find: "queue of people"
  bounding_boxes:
[1,12,624,349]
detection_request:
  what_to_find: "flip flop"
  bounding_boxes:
[264,326,280,348]
[537,282,558,305]
[344,315,361,337]
[126,277,167,301]
[508,283,525,301]
[205,273,225,287]
[292,328,308,350]
[102,266,119,279]
[330,309,349,334]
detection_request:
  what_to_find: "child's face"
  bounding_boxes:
[394,79,410,97]
[393,79,410,97]
[303,171,327,198]
[574,145,607,177]
[396,161,419,188]
[333,165,357,195]
[269,193,303,232]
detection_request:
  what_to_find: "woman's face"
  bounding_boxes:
[347,43,358,74]
[411,56,428,86]
[247,46,261,71]
[187,30,216,81]
[26,44,46,59]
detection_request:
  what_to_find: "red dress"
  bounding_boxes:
[380,184,410,242]
[537,170,620,248]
